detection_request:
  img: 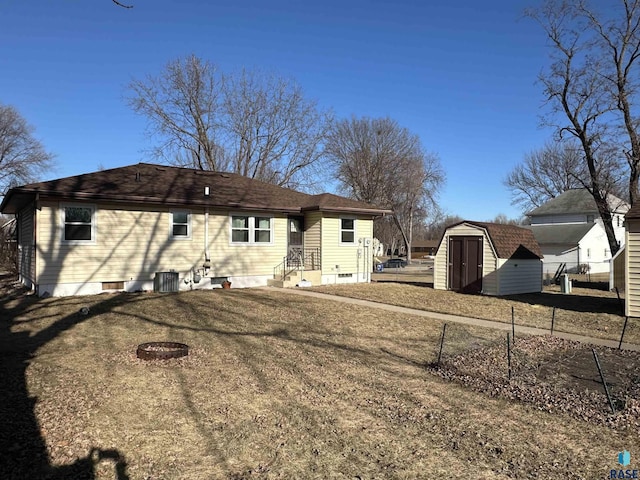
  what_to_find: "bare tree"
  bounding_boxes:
[221,69,331,189]
[127,55,331,189]
[528,0,640,256]
[324,116,445,262]
[0,103,54,197]
[505,141,591,211]
[128,56,224,171]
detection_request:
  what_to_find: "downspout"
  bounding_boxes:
[203,187,211,275]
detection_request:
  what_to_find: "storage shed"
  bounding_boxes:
[434,221,543,295]
[625,205,640,316]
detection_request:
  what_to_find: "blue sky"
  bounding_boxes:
[1,0,557,221]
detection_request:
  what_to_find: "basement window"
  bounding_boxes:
[338,273,353,278]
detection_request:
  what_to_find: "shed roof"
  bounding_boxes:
[0,163,392,216]
[525,223,596,246]
[446,221,543,259]
[527,189,629,217]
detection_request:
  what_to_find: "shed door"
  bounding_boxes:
[448,236,483,293]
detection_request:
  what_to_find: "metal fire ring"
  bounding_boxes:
[136,342,189,360]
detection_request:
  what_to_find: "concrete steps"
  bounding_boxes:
[267,269,321,288]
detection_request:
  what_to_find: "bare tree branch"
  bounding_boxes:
[112,0,133,8]
[528,0,640,256]
[324,116,445,261]
[0,103,55,197]
[127,56,331,190]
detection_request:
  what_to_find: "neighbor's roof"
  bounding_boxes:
[527,189,629,217]
[445,221,543,259]
[0,163,392,215]
[525,223,596,246]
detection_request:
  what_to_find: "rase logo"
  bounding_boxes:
[610,450,638,479]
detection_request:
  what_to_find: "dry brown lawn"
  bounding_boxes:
[311,282,640,345]
[0,281,638,479]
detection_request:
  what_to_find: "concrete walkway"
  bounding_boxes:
[264,287,640,352]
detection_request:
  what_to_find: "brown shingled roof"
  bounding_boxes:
[449,221,543,259]
[1,163,392,216]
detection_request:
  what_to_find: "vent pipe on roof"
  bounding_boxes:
[204,186,210,196]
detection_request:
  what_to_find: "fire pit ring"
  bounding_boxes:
[136,342,189,360]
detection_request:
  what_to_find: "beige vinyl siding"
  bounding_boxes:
[495,259,542,295]
[626,225,640,316]
[304,212,322,250]
[36,201,287,285]
[208,211,287,276]
[434,224,497,292]
[433,238,447,290]
[18,205,36,288]
[320,215,373,275]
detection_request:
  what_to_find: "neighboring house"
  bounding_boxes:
[526,189,629,277]
[411,240,439,258]
[0,163,391,296]
[434,221,543,295]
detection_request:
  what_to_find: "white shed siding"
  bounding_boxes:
[495,259,542,295]
[433,239,447,290]
[626,224,640,317]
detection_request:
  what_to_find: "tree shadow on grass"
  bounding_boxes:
[0,279,131,480]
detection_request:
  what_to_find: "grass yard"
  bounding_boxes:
[311,282,640,345]
[1,283,638,479]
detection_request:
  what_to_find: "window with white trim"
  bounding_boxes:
[62,204,95,243]
[171,211,191,239]
[340,218,355,244]
[231,215,272,244]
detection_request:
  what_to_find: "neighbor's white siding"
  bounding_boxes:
[626,222,640,317]
[35,200,288,295]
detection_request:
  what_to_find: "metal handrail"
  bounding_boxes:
[273,248,320,280]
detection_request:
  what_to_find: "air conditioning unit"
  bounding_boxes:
[154,271,179,293]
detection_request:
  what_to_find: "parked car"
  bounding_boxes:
[383,258,407,268]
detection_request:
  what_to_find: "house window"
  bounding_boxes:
[171,211,191,239]
[231,215,272,244]
[62,204,95,243]
[340,218,355,244]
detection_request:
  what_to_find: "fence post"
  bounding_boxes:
[619,316,629,350]
[507,333,512,381]
[551,307,556,336]
[615,287,624,316]
[436,323,447,366]
[591,348,616,414]
[511,306,515,344]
